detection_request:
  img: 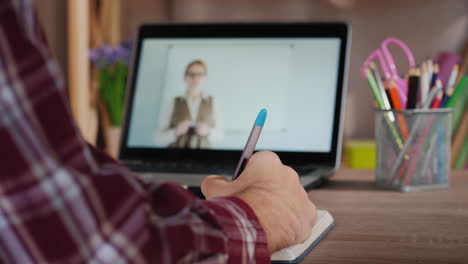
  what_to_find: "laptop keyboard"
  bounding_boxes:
[127,160,317,176]
[291,164,318,175]
[127,160,236,175]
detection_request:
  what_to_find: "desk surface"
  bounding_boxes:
[305,169,468,264]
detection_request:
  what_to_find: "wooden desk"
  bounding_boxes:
[305,169,468,264]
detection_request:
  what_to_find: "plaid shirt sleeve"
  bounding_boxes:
[0,1,269,263]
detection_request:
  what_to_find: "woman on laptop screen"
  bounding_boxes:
[159,59,223,149]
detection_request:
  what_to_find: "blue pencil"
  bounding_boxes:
[439,88,454,108]
[429,64,439,89]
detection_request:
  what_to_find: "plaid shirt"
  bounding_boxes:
[0,1,269,263]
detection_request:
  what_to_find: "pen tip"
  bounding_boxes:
[255,109,268,127]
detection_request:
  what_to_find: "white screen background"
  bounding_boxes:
[128,38,340,152]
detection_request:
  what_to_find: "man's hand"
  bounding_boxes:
[175,120,192,136]
[201,151,317,252]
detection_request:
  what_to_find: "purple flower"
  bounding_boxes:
[89,40,133,67]
[114,46,127,61]
[110,50,122,64]
[89,48,101,63]
[101,45,114,61]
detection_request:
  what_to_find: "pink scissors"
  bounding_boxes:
[361,38,415,107]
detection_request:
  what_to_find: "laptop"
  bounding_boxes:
[119,23,350,188]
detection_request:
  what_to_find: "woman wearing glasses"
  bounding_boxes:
[158,60,223,149]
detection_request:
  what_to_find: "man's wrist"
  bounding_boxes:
[235,190,294,252]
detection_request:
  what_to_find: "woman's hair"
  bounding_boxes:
[184,60,207,76]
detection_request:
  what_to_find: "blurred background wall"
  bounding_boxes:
[36,0,468,140]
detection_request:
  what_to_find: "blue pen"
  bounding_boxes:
[232,109,267,180]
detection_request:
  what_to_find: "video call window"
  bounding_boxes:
[127,38,341,152]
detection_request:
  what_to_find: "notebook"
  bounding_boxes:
[271,210,335,263]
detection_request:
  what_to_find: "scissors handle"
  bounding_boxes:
[361,38,415,108]
[381,38,416,79]
[361,50,390,80]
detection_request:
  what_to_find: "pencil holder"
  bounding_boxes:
[375,109,451,192]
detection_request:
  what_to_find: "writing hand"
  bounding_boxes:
[201,151,317,252]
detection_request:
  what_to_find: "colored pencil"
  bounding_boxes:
[365,68,404,152]
[388,79,404,110]
[420,61,429,103]
[406,68,420,109]
[370,62,395,121]
[431,90,443,109]
[423,80,442,107]
[445,64,459,91]
[440,88,454,108]
[385,88,394,108]
[389,79,409,140]
[427,60,434,83]
[429,64,439,89]
[365,68,385,108]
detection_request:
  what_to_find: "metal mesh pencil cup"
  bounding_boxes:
[375,109,451,192]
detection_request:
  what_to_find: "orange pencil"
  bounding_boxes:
[388,81,403,110]
[388,79,409,140]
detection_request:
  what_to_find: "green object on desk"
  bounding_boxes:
[454,137,468,169]
[450,76,468,136]
[446,76,467,108]
[344,140,376,169]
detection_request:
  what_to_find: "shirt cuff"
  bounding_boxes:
[205,196,270,263]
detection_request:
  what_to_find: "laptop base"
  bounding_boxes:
[188,175,327,199]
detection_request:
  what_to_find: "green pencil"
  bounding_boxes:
[365,68,404,152]
[446,76,467,108]
[365,68,385,108]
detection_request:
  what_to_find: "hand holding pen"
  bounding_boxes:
[200,109,317,252]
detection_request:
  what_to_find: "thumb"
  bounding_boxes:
[201,175,240,199]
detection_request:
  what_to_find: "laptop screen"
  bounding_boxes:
[126,37,341,153]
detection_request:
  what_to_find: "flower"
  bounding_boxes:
[89,40,133,68]
[89,40,133,126]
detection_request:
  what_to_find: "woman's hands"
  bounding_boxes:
[175,121,210,137]
[195,123,210,136]
[175,120,192,136]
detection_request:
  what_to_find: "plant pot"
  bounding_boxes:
[104,125,121,158]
